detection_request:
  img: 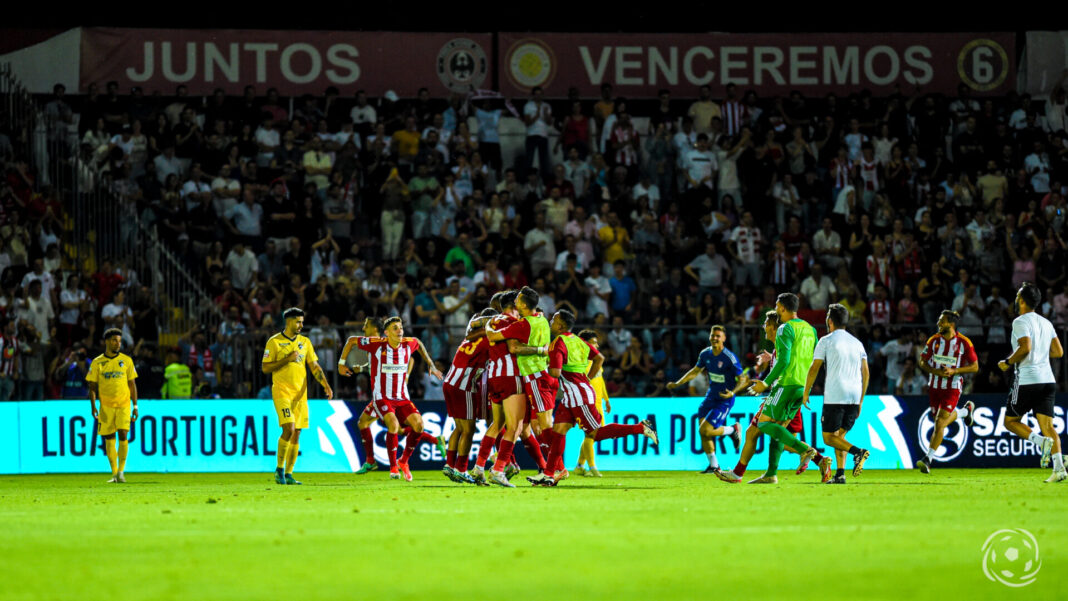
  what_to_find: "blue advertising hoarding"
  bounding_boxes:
[1,395,1063,474]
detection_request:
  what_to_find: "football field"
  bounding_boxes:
[1,469,1062,601]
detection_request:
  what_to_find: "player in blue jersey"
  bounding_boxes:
[667,325,748,474]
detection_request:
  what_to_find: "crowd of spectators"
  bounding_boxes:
[6,72,1068,400]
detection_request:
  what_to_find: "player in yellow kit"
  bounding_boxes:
[573,330,610,477]
[87,328,138,483]
[262,307,333,485]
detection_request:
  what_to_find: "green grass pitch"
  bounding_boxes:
[1,469,1063,600]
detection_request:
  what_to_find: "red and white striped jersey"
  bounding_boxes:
[357,337,419,402]
[921,333,977,391]
[769,251,790,285]
[869,299,892,325]
[867,254,893,291]
[485,314,519,379]
[860,157,879,191]
[831,158,854,188]
[722,100,748,137]
[444,336,490,392]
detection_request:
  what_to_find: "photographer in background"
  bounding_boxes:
[55,342,90,400]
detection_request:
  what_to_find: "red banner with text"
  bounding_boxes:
[498,32,1015,96]
[80,28,493,97]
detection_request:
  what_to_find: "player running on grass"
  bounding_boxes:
[666,325,746,475]
[262,308,333,485]
[573,330,610,477]
[339,316,443,481]
[719,295,819,483]
[998,283,1066,483]
[87,328,138,483]
[341,318,446,475]
[802,303,871,484]
[527,311,658,486]
[915,310,978,474]
[718,309,831,483]
[484,287,554,487]
[441,308,494,484]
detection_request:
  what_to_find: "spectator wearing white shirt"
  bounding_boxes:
[716,131,748,207]
[799,263,837,310]
[812,217,844,271]
[684,242,730,303]
[211,164,241,218]
[682,134,717,193]
[224,242,258,292]
[180,162,212,210]
[18,281,53,343]
[895,357,928,395]
[584,263,612,319]
[728,211,763,287]
[153,145,183,184]
[632,176,661,214]
[349,90,377,138]
[225,189,264,245]
[1025,141,1051,194]
[524,212,556,278]
[523,87,553,176]
[254,114,280,168]
[878,330,915,394]
[555,236,586,274]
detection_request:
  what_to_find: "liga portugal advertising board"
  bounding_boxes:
[79,28,492,97]
[499,32,1015,96]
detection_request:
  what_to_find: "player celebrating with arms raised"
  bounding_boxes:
[667,325,746,474]
[87,328,138,483]
[998,282,1066,482]
[915,310,978,474]
[343,316,443,481]
[262,308,333,485]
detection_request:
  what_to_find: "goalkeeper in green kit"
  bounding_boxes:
[745,293,818,484]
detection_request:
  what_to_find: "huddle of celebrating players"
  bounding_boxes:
[336,287,657,487]
[88,282,1066,486]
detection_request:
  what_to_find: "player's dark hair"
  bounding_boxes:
[282,307,305,321]
[940,310,960,325]
[489,291,506,311]
[1019,282,1042,309]
[365,317,383,334]
[577,329,598,343]
[478,307,498,318]
[764,310,780,326]
[517,286,539,310]
[500,290,518,310]
[776,293,799,313]
[827,304,849,328]
[556,309,576,330]
[103,328,122,341]
[383,316,403,331]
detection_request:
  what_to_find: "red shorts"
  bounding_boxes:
[487,375,522,404]
[523,372,558,414]
[751,403,804,434]
[928,388,962,414]
[363,398,419,424]
[444,384,478,421]
[555,403,603,434]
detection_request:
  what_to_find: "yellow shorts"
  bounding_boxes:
[273,394,309,429]
[97,404,132,436]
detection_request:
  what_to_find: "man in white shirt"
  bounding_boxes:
[998,282,1065,482]
[19,280,54,344]
[878,330,915,394]
[180,162,213,210]
[1024,141,1051,194]
[224,242,258,293]
[523,87,552,176]
[254,115,281,168]
[349,90,377,137]
[812,217,844,270]
[729,211,763,287]
[584,263,611,319]
[524,211,556,278]
[683,134,717,193]
[803,303,871,483]
[226,189,264,242]
[896,357,928,395]
[685,242,730,302]
[212,164,242,218]
[798,263,836,310]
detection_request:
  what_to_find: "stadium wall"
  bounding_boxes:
[3,396,1063,474]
